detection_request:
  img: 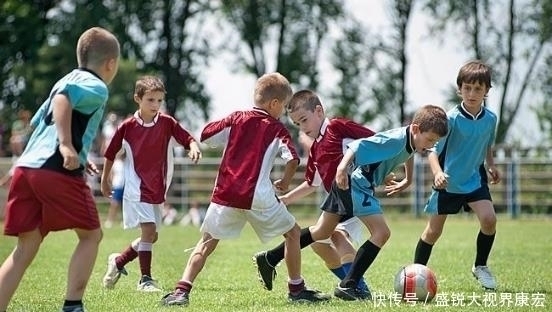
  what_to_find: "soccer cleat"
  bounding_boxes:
[137,275,162,292]
[288,288,331,303]
[102,253,127,289]
[472,265,497,290]
[253,251,277,291]
[61,305,85,312]
[334,284,372,301]
[161,290,190,306]
[357,277,370,293]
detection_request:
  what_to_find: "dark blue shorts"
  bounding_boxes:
[320,180,354,222]
[425,185,492,215]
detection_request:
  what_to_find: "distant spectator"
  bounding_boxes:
[101,111,120,154]
[179,200,206,227]
[9,109,32,157]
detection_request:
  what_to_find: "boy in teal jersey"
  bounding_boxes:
[334,104,448,300]
[0,27,120,312]
[413,60,500,291]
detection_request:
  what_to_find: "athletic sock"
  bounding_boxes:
[330,266,347,280]
[175,280,193,293]
[266,228,314,266]
[414,239,433,265]
[340,240,380,288]
[138,242,153,277]
[475,230,495,266]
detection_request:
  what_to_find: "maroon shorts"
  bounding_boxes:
[3,167,100,236]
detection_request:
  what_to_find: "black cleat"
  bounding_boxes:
[253,251,277,291]
[288,288,331,303]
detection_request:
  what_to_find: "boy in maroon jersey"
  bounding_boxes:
[101,76,201,292]
[254,89,375,294]
[161,73,330,306]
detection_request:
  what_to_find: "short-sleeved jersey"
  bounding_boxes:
[104,112,196,204]
[201,107,299,210]
[17,68,108,176]
[348,126,415,188]
[306,118,375,192]
[434,104,497,193]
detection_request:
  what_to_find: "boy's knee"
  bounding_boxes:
[284,224,300,240]
[309,225,332,241]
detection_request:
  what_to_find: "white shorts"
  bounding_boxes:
[122,200,163,229]
[317,217,364,246]
[200,202,296,244]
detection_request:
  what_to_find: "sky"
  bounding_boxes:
[202,0,540,147]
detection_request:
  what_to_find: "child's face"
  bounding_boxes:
[459,81,489,109]
[411,125,442,153]
[288,105,325,139]
[134,90,165,119]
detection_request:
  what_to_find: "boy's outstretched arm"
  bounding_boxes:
[279,180,317,206]
[335,149,354,190]
[273,159,299,193]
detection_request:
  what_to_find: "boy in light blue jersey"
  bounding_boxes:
[334,105,448,300]
[0,27,120,312]
[413,60,501,291]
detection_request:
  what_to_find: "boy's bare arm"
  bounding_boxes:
[279,180,317,206]
[52,94,79,170]
[336,149,354,190]
[428,151,448,189]
[273,159,299,192]
[100,158,114,197]
[485,147,500,184]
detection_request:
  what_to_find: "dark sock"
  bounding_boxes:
[288,280,305,295]
[116,245,138,269]
[475,230,495,266]
[330,266,347,279]
[266,228,314,266]
[138,250,152,277]
[340,240,380,288]
[63,300,82,307]
[414,239,433,265]
[175,280,193,293]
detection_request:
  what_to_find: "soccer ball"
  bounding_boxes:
[394,263,438,302]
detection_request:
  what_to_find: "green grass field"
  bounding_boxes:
[1,214,551,311]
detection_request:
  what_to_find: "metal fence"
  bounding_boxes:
[1,152,551,218]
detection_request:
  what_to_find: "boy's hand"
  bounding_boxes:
[273,179,289,193]
[335,165,349,190]
[188,143,202,164]
[384,178,410,196]
[59,143,79,170]
[85,161,99,176]
[433,172,449,189]
[100,179,112,198]
[278,194,290,206]
[487,166,500,184]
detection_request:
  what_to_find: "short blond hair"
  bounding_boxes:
[76,27,120,68]
[254,72,292,107]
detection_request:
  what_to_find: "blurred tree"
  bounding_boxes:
[219,0,343,89]
[534,0,552,144]
[422,0,552,145]
[0,0,56,119]
[0,0,214,134]
[329,0,415,129]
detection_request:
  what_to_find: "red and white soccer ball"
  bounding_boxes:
[394,263,438,302]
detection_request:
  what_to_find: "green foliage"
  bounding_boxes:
[421,0,552,145]
[219,0,344,89]
[0,216,550,311]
